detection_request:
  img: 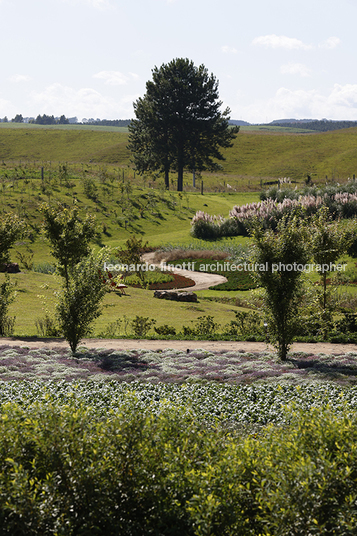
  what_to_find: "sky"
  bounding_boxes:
[1,0,357,123]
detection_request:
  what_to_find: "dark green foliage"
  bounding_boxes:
[0,401,357,534]
[271,118,357,131]
[56,253,108,353]
[336,311,357,333]
[210,269,257,291]
[251,215,310,360]
[190,218,222,240]
[40,202,98,287]
[0,276,16,336]
[154,324,177,336]
[225,311,262,337]
[182,315,219,338]
[0,212,26,266]
[31,113,69,125]
[128,58,239,191]
[131,316,156,338]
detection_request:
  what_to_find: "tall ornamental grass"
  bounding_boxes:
[191,188,357,238]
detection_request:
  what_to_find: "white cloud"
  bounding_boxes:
[61,0,113,9]
[9,74,31,83]
[0,97,16,118]
[252,34,312,50]
[280,63,311,77]
[233,84,357,123]
[221,45,238,54]
[30,83,135,119]
[319,36,341,49]
[93,71,129,86]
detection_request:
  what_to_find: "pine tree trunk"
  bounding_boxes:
[177,167,183,191]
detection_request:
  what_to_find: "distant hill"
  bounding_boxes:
[229,120,251,126]
[267,119,357,132]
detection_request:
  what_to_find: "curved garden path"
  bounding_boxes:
[141,252,228,291]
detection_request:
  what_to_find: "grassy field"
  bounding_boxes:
[2,123,357,184]
[2,123,357,339]
[0,167,257,336]
[1,270,246,337]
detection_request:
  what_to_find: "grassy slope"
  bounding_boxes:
[1,179,255,336]
[2,271,242,337]
[2,123,357,337]
[2,124,357,181]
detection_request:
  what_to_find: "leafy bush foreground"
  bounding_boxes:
[0,398,356,535]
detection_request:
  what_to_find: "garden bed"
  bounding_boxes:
[130,273,196,290]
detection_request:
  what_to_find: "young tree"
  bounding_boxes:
[309,207,356,336]
[0,275,16,336]
[56,251,109,353]
[251,214,310,361]
[310,208,347,309]
[40,203,98,287]
[115,235,149,282]
[128,58,239,191]
[0,212,26,268]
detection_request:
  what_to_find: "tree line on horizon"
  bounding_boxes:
[0,115,131,126]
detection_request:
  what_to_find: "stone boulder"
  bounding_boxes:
[154,290,198,302]
[0,263,20,273]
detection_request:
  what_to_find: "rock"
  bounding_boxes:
[154,290,198,302]
[0,263,20,273]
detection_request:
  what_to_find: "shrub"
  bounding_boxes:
[154,324,177,336]
[131,316,156,338]
[56,251,108,353]
[97,319,122,339]
[0,275,16,336]
[35,314,62,337]
[190,218,221,240]
[182,315,220,338]
[32,261,56,274]
[224,311,262,337]
[0,402,357,534]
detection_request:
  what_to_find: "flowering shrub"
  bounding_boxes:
[191,190,357,238]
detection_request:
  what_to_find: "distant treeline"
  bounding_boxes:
[29,114,70,125]
[85,119,131,127]
[270,120,357,132]
[1,115,132,126]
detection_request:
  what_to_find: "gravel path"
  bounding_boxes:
[1,337,357,355]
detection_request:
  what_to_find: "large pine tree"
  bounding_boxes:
[128,58,239,191]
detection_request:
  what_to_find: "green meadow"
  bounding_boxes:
[2,122,357,183]
[1,123,357,337]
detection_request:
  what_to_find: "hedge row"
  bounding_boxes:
[0,400,357,535]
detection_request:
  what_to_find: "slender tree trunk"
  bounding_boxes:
[164,169,169,190]
[177,167,183,192]
[323,273,327,310]
[177,138,184,192]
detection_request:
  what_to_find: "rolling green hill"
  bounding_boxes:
[2,123,357,183]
